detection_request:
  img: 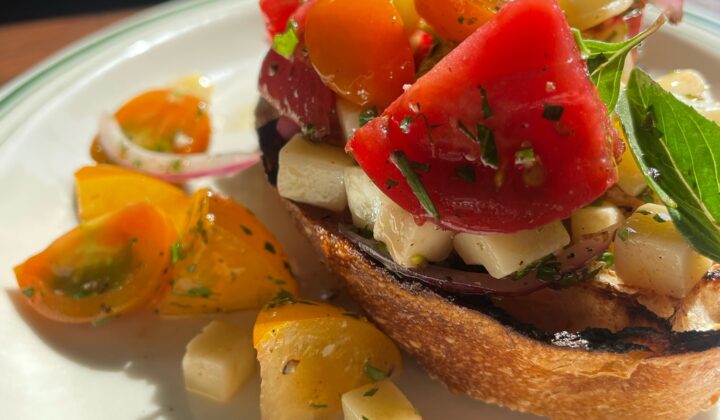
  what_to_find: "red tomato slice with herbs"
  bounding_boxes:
[260,0,302,38]
[15,203,176,324]
[347,0,620,234]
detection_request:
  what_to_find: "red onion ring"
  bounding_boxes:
[98,114,260,183]
[275,116,301,139]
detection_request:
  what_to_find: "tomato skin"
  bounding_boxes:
[260,0,302,38]
[304,0,416,109]
[347,0,619,234]
[15,203,176,323]
[415,0,507,43]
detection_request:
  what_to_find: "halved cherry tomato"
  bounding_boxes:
[155,189,299,316]
[415,0,507,43]
[90,88,211,163]
[260,0,302,38]
[347,0,620,234]
[74,165,191,233]
[304,0,416,109]
[15,203,176,323]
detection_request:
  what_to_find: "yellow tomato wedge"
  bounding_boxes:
[155,189,298,315]
[14,202,176,324]
[74,165,191,232]
[415,0,507,43]
[254,298,402,420]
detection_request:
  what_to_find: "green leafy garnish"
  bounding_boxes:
[271,20,299,59]
[264,241,276,254]
[359,107,378,127]
[542,104,564,121]
[309,403,328,409]
[514,147,536,166]
[385,179,399,190]
[22,287,34,298]
[458,120,498,169]
[365,364,388,382]
[363,387,379,397]
[617,68,720,261]
[479,85,493,119]
[573,15,666,111]
[170,242,183,264]
[187,286,212,298]
[455,165,476,183]
[390,151,439,219]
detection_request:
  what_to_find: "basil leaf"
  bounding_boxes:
[272,20,299,59]
[574,15,665,112]
[618,68,720,261]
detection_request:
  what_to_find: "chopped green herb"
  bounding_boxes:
[169,159,182,172]
[271,19,299,59]
[241,225,253,235]
[365,364,388,382]
[457,15,465,24]
[400,116,413,133]
[637,210,653,216]
[542,104,564,121]
[479,85,493,119]
[72,290,93,300]
[363,387,380,397]
[186,286,212,298]
[385,179,399,190]
[653,213,670,223]
[617,227,634,241]
[187,263,197,273]
[22,287,34,298]
[455,165,476,183]
[359,107,378,127]
[170,242,183,264]
[638,188,656,203]
[514,147,537,166]
[301,124,317,138]
[598,251,615,268]
[390,151,439,219]
[457,120,498,169]
[309,403,328,409]
[264,242,276,254]
[409,160,430,173]
[362,416,370,420]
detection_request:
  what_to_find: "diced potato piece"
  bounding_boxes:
[345,167,383,230]
[570,203,624,242]
[558,0,633,30]
[254,300,402,420]
[614,203,712,298]
[373,195,452,267]
[336,97,362,141]
[183,320,255,402]
[657,69,709,100]
[277,134,353,211]
[454,222,570,279]
[342,381,421,420]
[616,144,648,197]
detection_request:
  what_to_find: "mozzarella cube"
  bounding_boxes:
[614,203,712,298]
[454,222,570,279]
[183,320,255,402]
[345,167,383,230]
[570,203,625,242]
[277,134,353,211]
[373,195,452,267]
[657,69,709,99]
[336,97,362,141]
[342,381,421,420]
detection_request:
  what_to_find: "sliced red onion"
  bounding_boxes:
[98,113,260,183]
[555,226,617,273]
[650,0,684,23]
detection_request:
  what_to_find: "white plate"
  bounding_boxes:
[0,1,719,419]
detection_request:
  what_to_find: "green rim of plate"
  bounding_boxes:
[0,0,716,142]
[0,0,222,142]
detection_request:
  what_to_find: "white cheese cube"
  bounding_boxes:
[345,166,383,230]
[373,195,452,267]
[570,203,625,242]
[657,69,709,99]
[336,97,362,141]
[183,320,255,402]
[614,203,712,298]
[277,134,353,211]
[454,222,570,279]
[342,381,421,420]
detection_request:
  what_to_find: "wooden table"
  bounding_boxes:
[0,2,717,87]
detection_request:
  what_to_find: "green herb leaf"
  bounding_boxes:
[479,85,493,119]
[390,151,439,219]
[514,147,536,166]
[309,403,328,409]
[264,241,276,254]
[458,120,498,169]
[455,165,476,183]
[573,15,665,112]
[365,364,388,382]
[363,387,379,397]
[22,287,34,298]
[170,242,183,264]
[385,179,399,190]
[618,68,720,261]
[359,107,378,127]
[187,286,212,298]
[271,20,299,59]
[542,104,564,121]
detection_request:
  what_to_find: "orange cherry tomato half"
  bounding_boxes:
[15,202,177,324]
[305,0,416,109]
[90,88,211,163]
[415,0,507,43]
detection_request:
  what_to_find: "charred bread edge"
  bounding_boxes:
[258,117,720,419]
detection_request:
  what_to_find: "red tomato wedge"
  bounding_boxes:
[347,0,620,234]
[260,0,302,38]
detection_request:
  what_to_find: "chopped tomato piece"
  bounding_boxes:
[15,203,176,323]
[304,0,415,109]
[347,0,620,234]
[155,189,299,315]
[74,165,191,232]
[415,0,507,43]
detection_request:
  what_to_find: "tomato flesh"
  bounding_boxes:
[415,0,507,43]
[15,203,176,323]
[260,0,302,38]
[347,0,620,233]
[304,0,415,109]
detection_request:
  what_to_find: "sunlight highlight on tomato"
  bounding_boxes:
[15,203,176,324]
[304,0,416,109]
[415,0,507,43]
